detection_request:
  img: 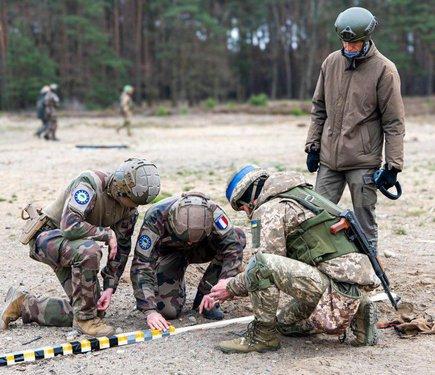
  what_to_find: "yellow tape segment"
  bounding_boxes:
[6,354,15,365]
[62,343,73,355]
[135,331,145,342]
[43,347,54,358]
[23,350,36,362]
[80,340,91,352]
[117,334,127,346]
[98,337,110,349]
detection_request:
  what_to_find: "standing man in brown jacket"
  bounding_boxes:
[305,7,405,250]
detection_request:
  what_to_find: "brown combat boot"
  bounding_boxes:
[351,296,379,346]
[73,317,115,337]
[1,287,26,330]
[218,320,281,354]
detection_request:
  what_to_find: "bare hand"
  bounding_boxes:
[107,229,118,260]
[97,288,113,311]
[198,294,217,314]
[147,311,170,331]
[209,278,232,303]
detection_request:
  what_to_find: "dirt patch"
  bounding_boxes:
[0,113,433,374]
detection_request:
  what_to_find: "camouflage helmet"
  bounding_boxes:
[226,165,269,211]
[335,7,377,42]
[49,83,58,91]
[123,85,134,94]
[109,158,160,205]
[168,192,213,243]
[41,85,50,94]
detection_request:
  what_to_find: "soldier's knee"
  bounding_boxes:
[76,242,101,269]
[245,253,273,292]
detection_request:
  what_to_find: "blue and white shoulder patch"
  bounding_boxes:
[68,183,95,216]
[135,229,159,258]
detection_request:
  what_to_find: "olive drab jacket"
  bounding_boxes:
[305,42,405,171]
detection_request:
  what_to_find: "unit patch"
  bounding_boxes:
[138,235,152,250]
[74,189,90,205]
[251,219,261,248]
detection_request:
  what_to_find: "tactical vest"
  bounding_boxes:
[43,172,129,228]
[277,186,358,265]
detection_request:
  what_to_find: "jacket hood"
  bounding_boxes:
[255,172,309,208]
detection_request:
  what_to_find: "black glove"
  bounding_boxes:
[374,164,399,189]
[306,149,320,173]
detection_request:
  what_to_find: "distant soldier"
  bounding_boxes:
[128,192,246,330]
[207,165,380,353]
[43,83,60,141]
[117,85,134,136]
[1,159,160,337]
[305,7,405,251]
[34,85,50,138]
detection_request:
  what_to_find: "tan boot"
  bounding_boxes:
[218,320,281,354]
[1,287,26,330]
[73,317,115,337]
[351,296,379,346]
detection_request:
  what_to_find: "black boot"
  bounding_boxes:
[192,291,224,321]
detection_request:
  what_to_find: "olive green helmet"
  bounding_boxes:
[226,165,269,211]
[123,85,134,94]
[109,158,160,205]
[335,7,377,42]
[168,192,213,243]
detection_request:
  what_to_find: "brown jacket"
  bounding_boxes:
[305,42,405,171]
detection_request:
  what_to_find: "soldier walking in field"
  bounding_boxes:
[305,7,405,251]
[204,165,380,353]
[1,159,160,336]
[43,83,60,141]
[34,85,50,138]
[117,85,134,136]
[127,192,246,331]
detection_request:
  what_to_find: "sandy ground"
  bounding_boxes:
[0,113,433,374]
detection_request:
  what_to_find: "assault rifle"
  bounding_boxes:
[330,209,400,310]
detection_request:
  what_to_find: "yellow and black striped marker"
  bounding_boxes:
[0,326,176,367]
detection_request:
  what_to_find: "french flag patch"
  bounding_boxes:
[215,214,229,230]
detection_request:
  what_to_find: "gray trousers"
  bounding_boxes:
[315,165,378,250]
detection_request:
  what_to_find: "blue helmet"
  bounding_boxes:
[226,165,269,210]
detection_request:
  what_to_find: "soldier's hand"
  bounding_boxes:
[209,278,232,303]
[107,229,118,260]
[306,149,320,173]
[147,311,170,331]
[198,294,217,314]
[97,288,113,311]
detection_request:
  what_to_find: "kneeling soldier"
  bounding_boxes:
[1,158,160,336]
[207,165,380,353]
[130,192,246,331]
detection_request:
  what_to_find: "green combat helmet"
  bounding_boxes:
[123,85,134,94]
[226,165,269,211]
[168,192,213,243]
[109,158,160,205]
[335,7,377,42]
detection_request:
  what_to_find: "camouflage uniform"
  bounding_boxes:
[23,170,138,326]
[226,172,379,334]
[131,196,246,319]
[118,91,133,136]
[43,90,60,140]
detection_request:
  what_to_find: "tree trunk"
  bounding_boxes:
[134,0,143,103]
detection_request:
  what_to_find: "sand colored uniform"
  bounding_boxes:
[118,91,133,136]
[226,172,379,334]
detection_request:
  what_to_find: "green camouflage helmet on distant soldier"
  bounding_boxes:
[335,7,377,42]
[109,158,160,205]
